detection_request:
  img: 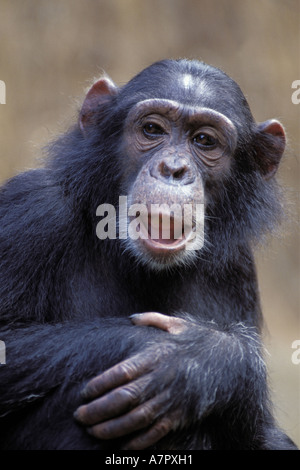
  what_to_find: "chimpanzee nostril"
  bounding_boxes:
[160,162,172,178]
[159,161,188,179]
[173,168,186,180]
[151,157,195,185]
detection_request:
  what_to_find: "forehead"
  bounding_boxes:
[169,73,253,132]
[180,73,212,98]
[181,73,198,91]
[119,61,255,131]
[173,73,240,114]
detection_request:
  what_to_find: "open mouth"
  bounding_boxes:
[139,210,195,252]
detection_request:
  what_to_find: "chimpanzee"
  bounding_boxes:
[0,59,297,450]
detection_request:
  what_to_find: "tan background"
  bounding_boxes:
[0,0,299,447]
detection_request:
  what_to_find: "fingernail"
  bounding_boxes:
[129,313,142,319]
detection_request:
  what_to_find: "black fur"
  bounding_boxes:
[0,59,296,449]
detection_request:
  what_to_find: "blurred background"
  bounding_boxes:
[0,0,299,447]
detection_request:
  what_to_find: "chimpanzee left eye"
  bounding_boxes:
[193,133,217,148]
[143,123,165,137]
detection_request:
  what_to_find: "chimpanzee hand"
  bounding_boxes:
[74,312,195,450]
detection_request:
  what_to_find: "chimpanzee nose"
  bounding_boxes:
[150,156,195,185]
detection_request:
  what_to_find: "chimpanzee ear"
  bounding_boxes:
[256,119,286,180]
[79,77,118,133]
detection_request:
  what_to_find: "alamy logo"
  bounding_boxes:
[291,340,300,365]
[0,341,6,364]
[291,80,300,105]
[0,80,6,104]
[96,196,204,251]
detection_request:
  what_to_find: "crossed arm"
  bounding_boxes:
[74,312,267,450]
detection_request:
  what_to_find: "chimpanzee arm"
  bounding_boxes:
[0,318,167,449]
[75,313,296,450]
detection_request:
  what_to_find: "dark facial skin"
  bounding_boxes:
[123,98,237,171]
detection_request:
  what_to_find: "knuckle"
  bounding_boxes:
[139,403,155,425]
[122,383,142,402]
[117,361,136,381]
[158,416,174,434]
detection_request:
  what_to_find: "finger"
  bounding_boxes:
[82,351,155,399]
[75,375,152,425]
[130,312,188,334]
[87,393,167,440]
[121,413,179,450]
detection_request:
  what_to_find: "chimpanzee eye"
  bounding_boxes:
[193,133,217,148]
[143,123,165,137]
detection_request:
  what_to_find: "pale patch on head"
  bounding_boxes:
[180,75,212,101]
[182,74,194,90]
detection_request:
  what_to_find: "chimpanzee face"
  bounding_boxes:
[119,98,237,269]
[80,60,285,271]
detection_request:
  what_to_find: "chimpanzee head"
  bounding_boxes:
[78,59,286,270]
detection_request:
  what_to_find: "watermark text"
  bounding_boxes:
[291,339,300,365]
[291,80,300,104]
[0,80,6,104]
[96,196,204,251]
[0,341,6,364]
